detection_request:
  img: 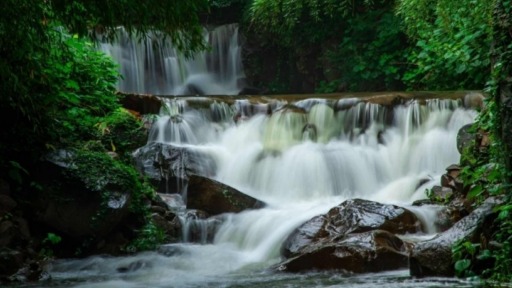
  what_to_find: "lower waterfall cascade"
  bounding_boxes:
[46,93,481,288]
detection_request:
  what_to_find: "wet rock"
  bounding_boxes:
[0,194,16,218]
[456,123,491,158]
[409,197,501,277]
[278,230,412,273]
[119,93,162,115]
[94,232,130,255]
[281,215,325,259]
[151,213,182,242]
[456,124,474,154]
[0,216,31,248]
[282,198,422,258]
[155,193,186,213]
[434,201,470,232]
[430,186,454,202]
[132,142,217,194]
[0,249,25,278]
[157,244,189,257]
[334,98,361,111]
[186,175,265,216]
[440,175,456,190]
[181,209,224,243]
[151,205,167,214]
[446,164,461,179]
[28,150,133,239]
[463,92,485,110]
[184,83,205,96]
[39,193,130,239]
[7,260,50,283]
[116,260,152,273]
[274,104,307,114]
[412,199,436,206]
[416,178,432,190]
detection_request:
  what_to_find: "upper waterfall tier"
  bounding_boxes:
[98,24,246,95]
[130,91,482,205]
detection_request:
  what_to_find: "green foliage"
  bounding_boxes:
[452,239,485,278]
[249,0,391,45]
[42,29,122,147]
[61,148,156,233]
[318,10,408,92]
[396,0,494,90]
[425,187,453,204]
[40,232,63,258]
[68,150,138,194]
[246,0,400,93]
[488,205,512,281]
[44,232,63,245]
[95,108,147,161]
[210,0,248,8]
[315,80,344,94]
[125,221,167,253]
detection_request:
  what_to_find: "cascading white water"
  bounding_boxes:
[168,97,474,258]
[98,24,246,95]
[49,96,478,287]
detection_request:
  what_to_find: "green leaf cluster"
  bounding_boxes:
[317,9,408,92]
[245,0,400,93]
[125,221,167,253]
[249,0,391,45]
[94,107,148,162]
[396,0,494,90]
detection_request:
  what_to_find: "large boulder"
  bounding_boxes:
[456,124,475,154]
[409,197,501,277]
[132,142,216,194]
[149,197,182,243]
[186,175,264,216]
[0,186,33,281]
[278,230,412,273]
[30,150,133,239]
[282,198,422,258]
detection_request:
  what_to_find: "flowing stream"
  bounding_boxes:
[41,96,478,288]
[33,24,480,287]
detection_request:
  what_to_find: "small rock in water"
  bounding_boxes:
[157,244,188,257]
[116,260,151,273]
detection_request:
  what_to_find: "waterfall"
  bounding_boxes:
[148,97,474,203]
[98,24,246,95]
[139,96,477,259]
[48,95,478,287]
